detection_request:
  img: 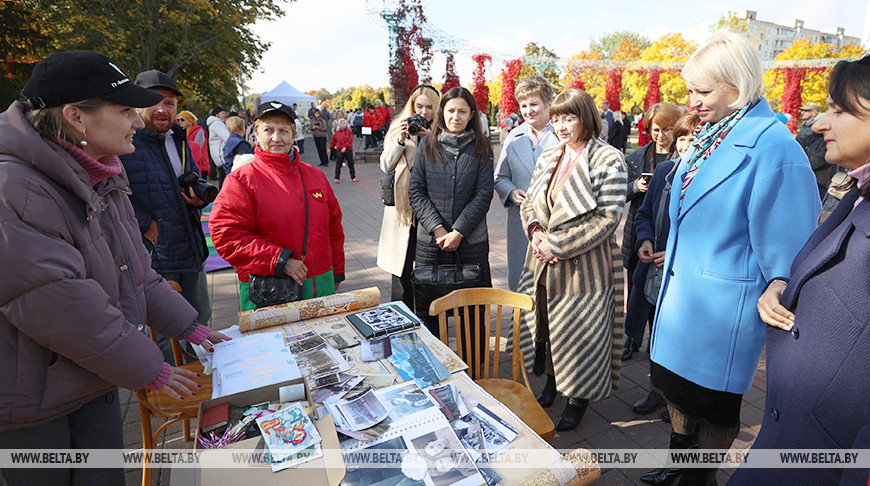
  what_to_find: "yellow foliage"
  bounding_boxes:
[620,34,696,112]
[763,39,864,111]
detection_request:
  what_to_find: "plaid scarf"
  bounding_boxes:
[679,101,753,210]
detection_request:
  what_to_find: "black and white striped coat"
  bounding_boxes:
[516,137,627,401]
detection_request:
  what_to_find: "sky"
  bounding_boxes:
[245,0,869,97]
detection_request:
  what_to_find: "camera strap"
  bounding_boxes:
[298,163,309,261]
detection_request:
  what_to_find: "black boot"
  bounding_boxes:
[640,431,697,485]
[533,341,547,376]
[633,390,664,415]
[555,397,588,431]
[622,336,640,360]
[536,374,556,408]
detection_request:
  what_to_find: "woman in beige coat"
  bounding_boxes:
[517,89,627,431]
[377,85,441,309]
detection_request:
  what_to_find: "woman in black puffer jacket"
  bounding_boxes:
[409,87,494,338]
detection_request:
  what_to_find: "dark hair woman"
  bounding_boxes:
[408,87,494,343]
[620,102,682,361]
[729,55,870,486]
[516,88,628,431]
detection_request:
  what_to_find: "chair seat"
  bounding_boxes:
[476,378,555,441]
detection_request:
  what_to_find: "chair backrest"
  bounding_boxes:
[428,288,534,381]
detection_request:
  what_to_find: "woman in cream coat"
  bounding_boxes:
[377,85,441,308]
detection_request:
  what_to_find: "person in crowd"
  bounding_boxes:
[516,88,627,431]
[374,98,392,144]
[602,100,614,130]
[222,115,254,175]
[119,70,214,363]
[291,102,298,115]
[177,110,210,177]
[206,106,230,185]
[599,109,610,142]
[607,109,624,150]
[310,108,330,167]
[363,103,380,149]
[643,32,820,486]
[494,76,559,296]
[621,102,682,360]
[728,55,870,486]
[0,51,229,486]
[209,101,345,311]
[352,106,365,138]
[637,111,651,146]
[329,119,357,183]
[329,110,346,162]
[294,115,305,154]
[624,113,700,431]
[409,87,494,336]
[795,101,832,200]
[498,117,515,146]
[377,85,441,310]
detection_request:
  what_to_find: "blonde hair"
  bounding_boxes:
[549,88,601,142]
[225,116,245,135]
[682,31,763,108]
[515,75,555,105]
[386,85,441,142]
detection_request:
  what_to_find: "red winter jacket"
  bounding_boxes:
[329,128,353,152]
[363,109,382,131]
[374,106,391,128]
[209,147,345,294]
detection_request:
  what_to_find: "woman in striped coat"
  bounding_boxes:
[517,88,627,431]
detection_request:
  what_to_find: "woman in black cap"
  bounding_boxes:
[0,50,230,486]
[209,101,346,311]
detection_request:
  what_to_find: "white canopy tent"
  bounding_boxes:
[255,81,316,116]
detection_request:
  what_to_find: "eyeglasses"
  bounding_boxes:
[551,115,579,124]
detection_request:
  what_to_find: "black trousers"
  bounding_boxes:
[313,136,328,166]
[334,151,356,180]
[0,389,124,486]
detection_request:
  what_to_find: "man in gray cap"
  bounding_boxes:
[119,70,213,362]
[796,101,832,200]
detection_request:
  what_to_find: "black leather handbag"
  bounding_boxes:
[248,176,309,307]
[380,170,395,206]
[411,251,481,296]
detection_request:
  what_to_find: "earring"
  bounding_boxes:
[80,128,87,147]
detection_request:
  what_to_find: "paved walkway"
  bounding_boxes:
[121,137,766,485]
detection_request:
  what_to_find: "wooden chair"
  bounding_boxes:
[429,288,555,441]
[135,282,213,486]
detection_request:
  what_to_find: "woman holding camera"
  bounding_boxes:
[210,102,345,311]
[377,84,441,309]
[516,88,627,431]
[620,102,682,361]
[0,51,229,486]
[408,87,494,333]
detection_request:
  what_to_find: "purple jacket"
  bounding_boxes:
[0,102,199,432]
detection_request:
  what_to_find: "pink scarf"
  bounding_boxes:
[48,136,122,186]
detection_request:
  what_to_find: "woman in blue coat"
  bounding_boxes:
[644,32,821,485]
[728,56,870,486]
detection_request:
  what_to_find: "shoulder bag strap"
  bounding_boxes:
[299,168,309,260]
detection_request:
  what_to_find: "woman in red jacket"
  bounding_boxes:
[363,103,380,149]
[209,101,346,311]
[178,110,210,177]
[329,119,356,183]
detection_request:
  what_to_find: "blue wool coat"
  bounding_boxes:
[728,188,870,486]
[650,98,821,394]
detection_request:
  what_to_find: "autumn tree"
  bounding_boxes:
[622,33,695,112]
[715,11,749,33]
[0,0,60,104]
[518,42,562,90]
[6,0,288,108]
[563,49,607,107]
[763,39,864,112]
[589,31,651,59]
[441,52,460,93]
[498,59,522,126]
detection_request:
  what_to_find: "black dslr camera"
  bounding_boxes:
[178,172,218,205]
[405,114,430,135]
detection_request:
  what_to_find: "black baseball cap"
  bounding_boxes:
[134,69,183,97]
[257,101,296,122]
[22,50,165,109]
